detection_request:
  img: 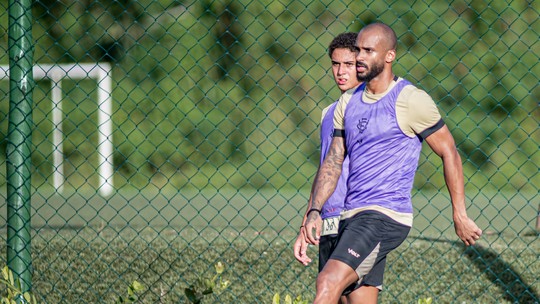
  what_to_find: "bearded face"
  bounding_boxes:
[356,59,384,82]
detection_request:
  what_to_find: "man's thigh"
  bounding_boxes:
[330,211,410,282]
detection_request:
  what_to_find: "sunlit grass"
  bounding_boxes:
[1,227,536,303]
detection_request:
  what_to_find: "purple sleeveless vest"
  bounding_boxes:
[320,102,349,219]
[343,79,422,214]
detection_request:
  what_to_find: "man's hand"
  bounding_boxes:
[454,214,482,246]
[304,210,322,245]
[293,228,312,266]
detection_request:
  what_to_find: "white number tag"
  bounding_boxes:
[321,216,339,236]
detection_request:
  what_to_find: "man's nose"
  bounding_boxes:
[356,51,363,62]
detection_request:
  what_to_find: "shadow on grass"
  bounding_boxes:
[416,236,539,303]
[463,244,539,303]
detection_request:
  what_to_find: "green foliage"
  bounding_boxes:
[272,293,308,304]
[115,281,145,304]
[1,0,537,192]
[184,262,230,304]
[418,297,433,304]
[0,265,144,304]
[0,266,38,304]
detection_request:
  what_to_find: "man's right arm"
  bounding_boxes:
[304,135,346,244]
[424,125,482,246]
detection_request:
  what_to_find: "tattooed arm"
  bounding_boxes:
[304,136,346,244]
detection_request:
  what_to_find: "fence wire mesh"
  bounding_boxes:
[0,0,539,303]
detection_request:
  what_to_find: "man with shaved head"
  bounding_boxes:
[303,22,483,303]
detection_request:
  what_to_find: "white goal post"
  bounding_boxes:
[1,63,114,197]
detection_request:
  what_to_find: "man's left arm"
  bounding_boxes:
[424,125,483,246]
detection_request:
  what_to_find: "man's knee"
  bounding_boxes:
[316,269,341,291]
[316,260,358,294]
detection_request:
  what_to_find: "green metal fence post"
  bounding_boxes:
[6,0,35,294]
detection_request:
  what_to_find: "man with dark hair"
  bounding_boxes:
[304,22,482,303]
[293,32,361,304]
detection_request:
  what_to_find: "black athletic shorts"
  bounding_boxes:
[319,234,338,272]
[330,211,411,290]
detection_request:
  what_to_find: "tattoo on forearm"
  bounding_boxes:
[310,139,345,211]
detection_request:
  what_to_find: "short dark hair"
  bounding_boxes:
[328,32,358,58]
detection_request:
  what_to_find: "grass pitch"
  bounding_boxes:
[3,226,534,303]
[1,188,538,303]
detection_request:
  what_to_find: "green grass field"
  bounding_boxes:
[14,187,539,236]
[6,227,537,303]
[1,188,539,303]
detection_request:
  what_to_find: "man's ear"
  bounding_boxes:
[385,49,396,63]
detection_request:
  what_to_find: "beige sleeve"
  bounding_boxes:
[397,86,442,137]
[333,88,356,131]
[320,104,332,124]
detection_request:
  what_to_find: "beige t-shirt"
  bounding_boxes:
[333,78,442,138]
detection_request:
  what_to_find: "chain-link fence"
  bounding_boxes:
[1,0,539,303]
